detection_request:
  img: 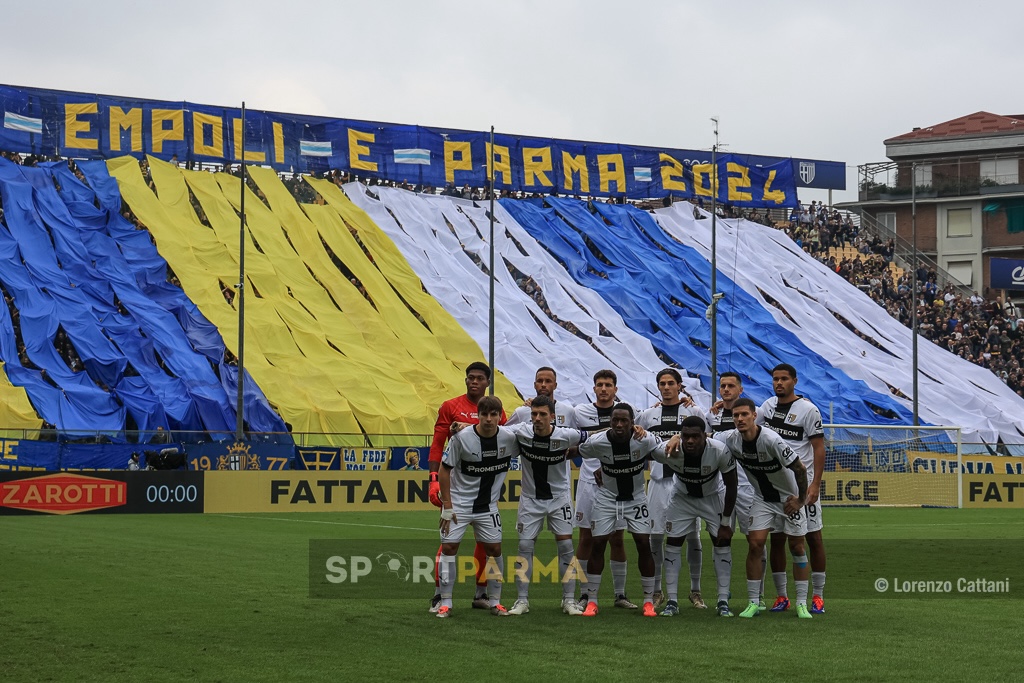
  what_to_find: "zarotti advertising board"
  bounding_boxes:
[0,471,204,515]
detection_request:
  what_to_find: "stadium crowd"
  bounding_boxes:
[778,211,1024,398]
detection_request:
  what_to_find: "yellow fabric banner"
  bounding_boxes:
[0,365,43,437]
[108,157,519,446]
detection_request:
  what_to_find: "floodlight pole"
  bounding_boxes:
[911,162,919,426]
[709,117,720,403]
[488,125,496,396]
[236,102,246,441]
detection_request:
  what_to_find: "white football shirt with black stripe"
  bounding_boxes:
[757,396,824,470]
[638,403,704,480]
[507,400,577,428]
[574,402,633,481]
[705,406,736,434]
[442,426,520,514]
[718,427,800,503]
[578,430,665,502]
[654,438,735,499]
[507,423,587,501]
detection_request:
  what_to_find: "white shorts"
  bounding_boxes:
[441,509,503,544]
[748,497,807,537]
[647,477,673,535]
[517,495,574,538]
[575,480,626,532]
[666,489,723,538]
[733,484,755,536]
[590,492,651,537]
[803,500,824,534]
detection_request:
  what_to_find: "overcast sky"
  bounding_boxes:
[3,0,1022,204]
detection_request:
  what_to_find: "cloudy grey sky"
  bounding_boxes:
[3,0,1022,203]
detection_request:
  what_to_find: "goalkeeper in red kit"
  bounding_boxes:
[428,361,508,613]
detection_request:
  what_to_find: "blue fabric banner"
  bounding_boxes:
[0,156,288,437]
[0,84,846,204]
[990,258,1024,291]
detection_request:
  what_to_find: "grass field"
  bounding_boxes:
[2,507,1021,683]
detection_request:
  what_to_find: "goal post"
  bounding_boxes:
[821,424,963,508]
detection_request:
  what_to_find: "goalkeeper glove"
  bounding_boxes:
[429,472,442,508]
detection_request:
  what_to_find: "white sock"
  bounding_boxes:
[664,544,682,601]
[641,574,656,603]
[713,546,732,604]
[556,539,576,599]
[439,554,456,608]
[486,555,504,607]
[516,539,535,601]
[578,559,590,598]
[611,560,628,597]
[687,531,703,592]
[651,533,664,592]
[795,579,809,606]
[747,579,760,604]
[812,571,826,598]
[772,571,789,599]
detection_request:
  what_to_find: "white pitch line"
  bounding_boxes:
[217,514,437,533]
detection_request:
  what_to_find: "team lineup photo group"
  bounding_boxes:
[429,361,826,620]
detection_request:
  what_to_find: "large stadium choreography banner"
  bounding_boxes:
[0,84,844,207]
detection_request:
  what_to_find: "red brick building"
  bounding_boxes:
[852,112,1024,300]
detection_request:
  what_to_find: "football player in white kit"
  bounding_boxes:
[574,370,637,610]
[718,398,813,619]
[505,394,587,616]
[505,366,576,430]
[656,416,739,618]
[636,368,707,609]
[707,371,767,612]
[577,403,667,617]
[436,396,519,618]
[757,364,826,614]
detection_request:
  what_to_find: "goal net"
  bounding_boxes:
[822,424,962,508]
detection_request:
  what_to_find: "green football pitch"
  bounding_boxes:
[2,508,1021,683]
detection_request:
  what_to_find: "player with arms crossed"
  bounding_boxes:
[657,416,739,617]
[574,370,637,610]
[757,363,827,614]
[428,362,507,613]
[707,371,767,611]
[637,368,707,609]
[505,394,587,616]
[577,403,667,617]
[719,398,813,619]
[436,395,518,618]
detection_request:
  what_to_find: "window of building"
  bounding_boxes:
[947,208,973,237]
[914,164,932,187]
[877,212,896,234]
[945,260,973,286]
[980,158,1019,185]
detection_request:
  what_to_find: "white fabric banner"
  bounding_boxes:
[654,204,1024,445]
[342,183,710,412]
